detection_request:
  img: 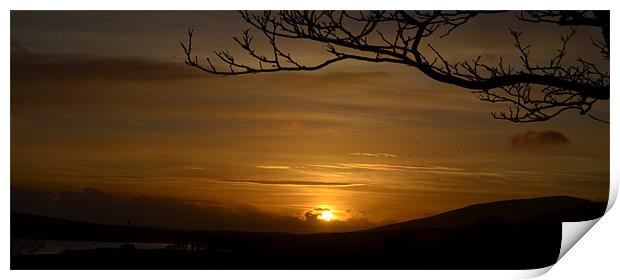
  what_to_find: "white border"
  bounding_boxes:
[0,0,615,10]
[3,1,618,279]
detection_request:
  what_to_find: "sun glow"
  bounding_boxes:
[320,210,333,221]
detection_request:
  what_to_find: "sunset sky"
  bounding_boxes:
[10,11,609,232]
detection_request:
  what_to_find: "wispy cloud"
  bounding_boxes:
[87,175,153,179]
[308,164,352,170]
[86,175,211,180]
[348,152,397,158]
[255,165,291,169]
[183,167,208,171]
[11,46,204,82]
[307,163,518,179]
[311,163,463,172]
[220,179,363,187]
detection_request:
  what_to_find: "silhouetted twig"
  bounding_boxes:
[181,10,609,123]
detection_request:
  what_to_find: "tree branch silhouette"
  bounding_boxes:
[180,11,609,123]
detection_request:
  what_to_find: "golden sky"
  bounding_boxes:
[10,11,609,232]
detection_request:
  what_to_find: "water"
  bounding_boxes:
[12,239,170,255]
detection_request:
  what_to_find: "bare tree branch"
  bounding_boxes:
[180,10,609,123]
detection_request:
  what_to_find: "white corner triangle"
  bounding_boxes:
[558,218,601,261]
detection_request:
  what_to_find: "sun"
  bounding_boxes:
[320,210,333,221]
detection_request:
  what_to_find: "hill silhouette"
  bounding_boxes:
[11,196,606,269]
[370,196,603,231]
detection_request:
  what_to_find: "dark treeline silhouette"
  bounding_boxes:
[10,187,379,233]
[11,196,605,269]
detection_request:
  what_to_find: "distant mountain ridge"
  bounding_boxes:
[11,196,607,269]
[370,195,605,232]
[12,196,606,241]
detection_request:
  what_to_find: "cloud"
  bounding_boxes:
[310,163,463,172]
[304,211,321,222]
[255,165,291,169]
[10,43,390,85]
[11,45,205,82]
[308,164,352,170]
[219,179,360,187]
[348,152,397,158]
[511,130,571,150]
[183,167,208,172]
[304,208,331,223]
[87,175,154,179]
[11,187,380,233]
[284,70,392,84]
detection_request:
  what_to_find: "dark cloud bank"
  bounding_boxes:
[11,44,205,82]
[11,187,381,233]
[10,44,390,84]
[511,130,571,150]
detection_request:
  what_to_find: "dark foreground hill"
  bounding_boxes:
[11,196,606,269]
